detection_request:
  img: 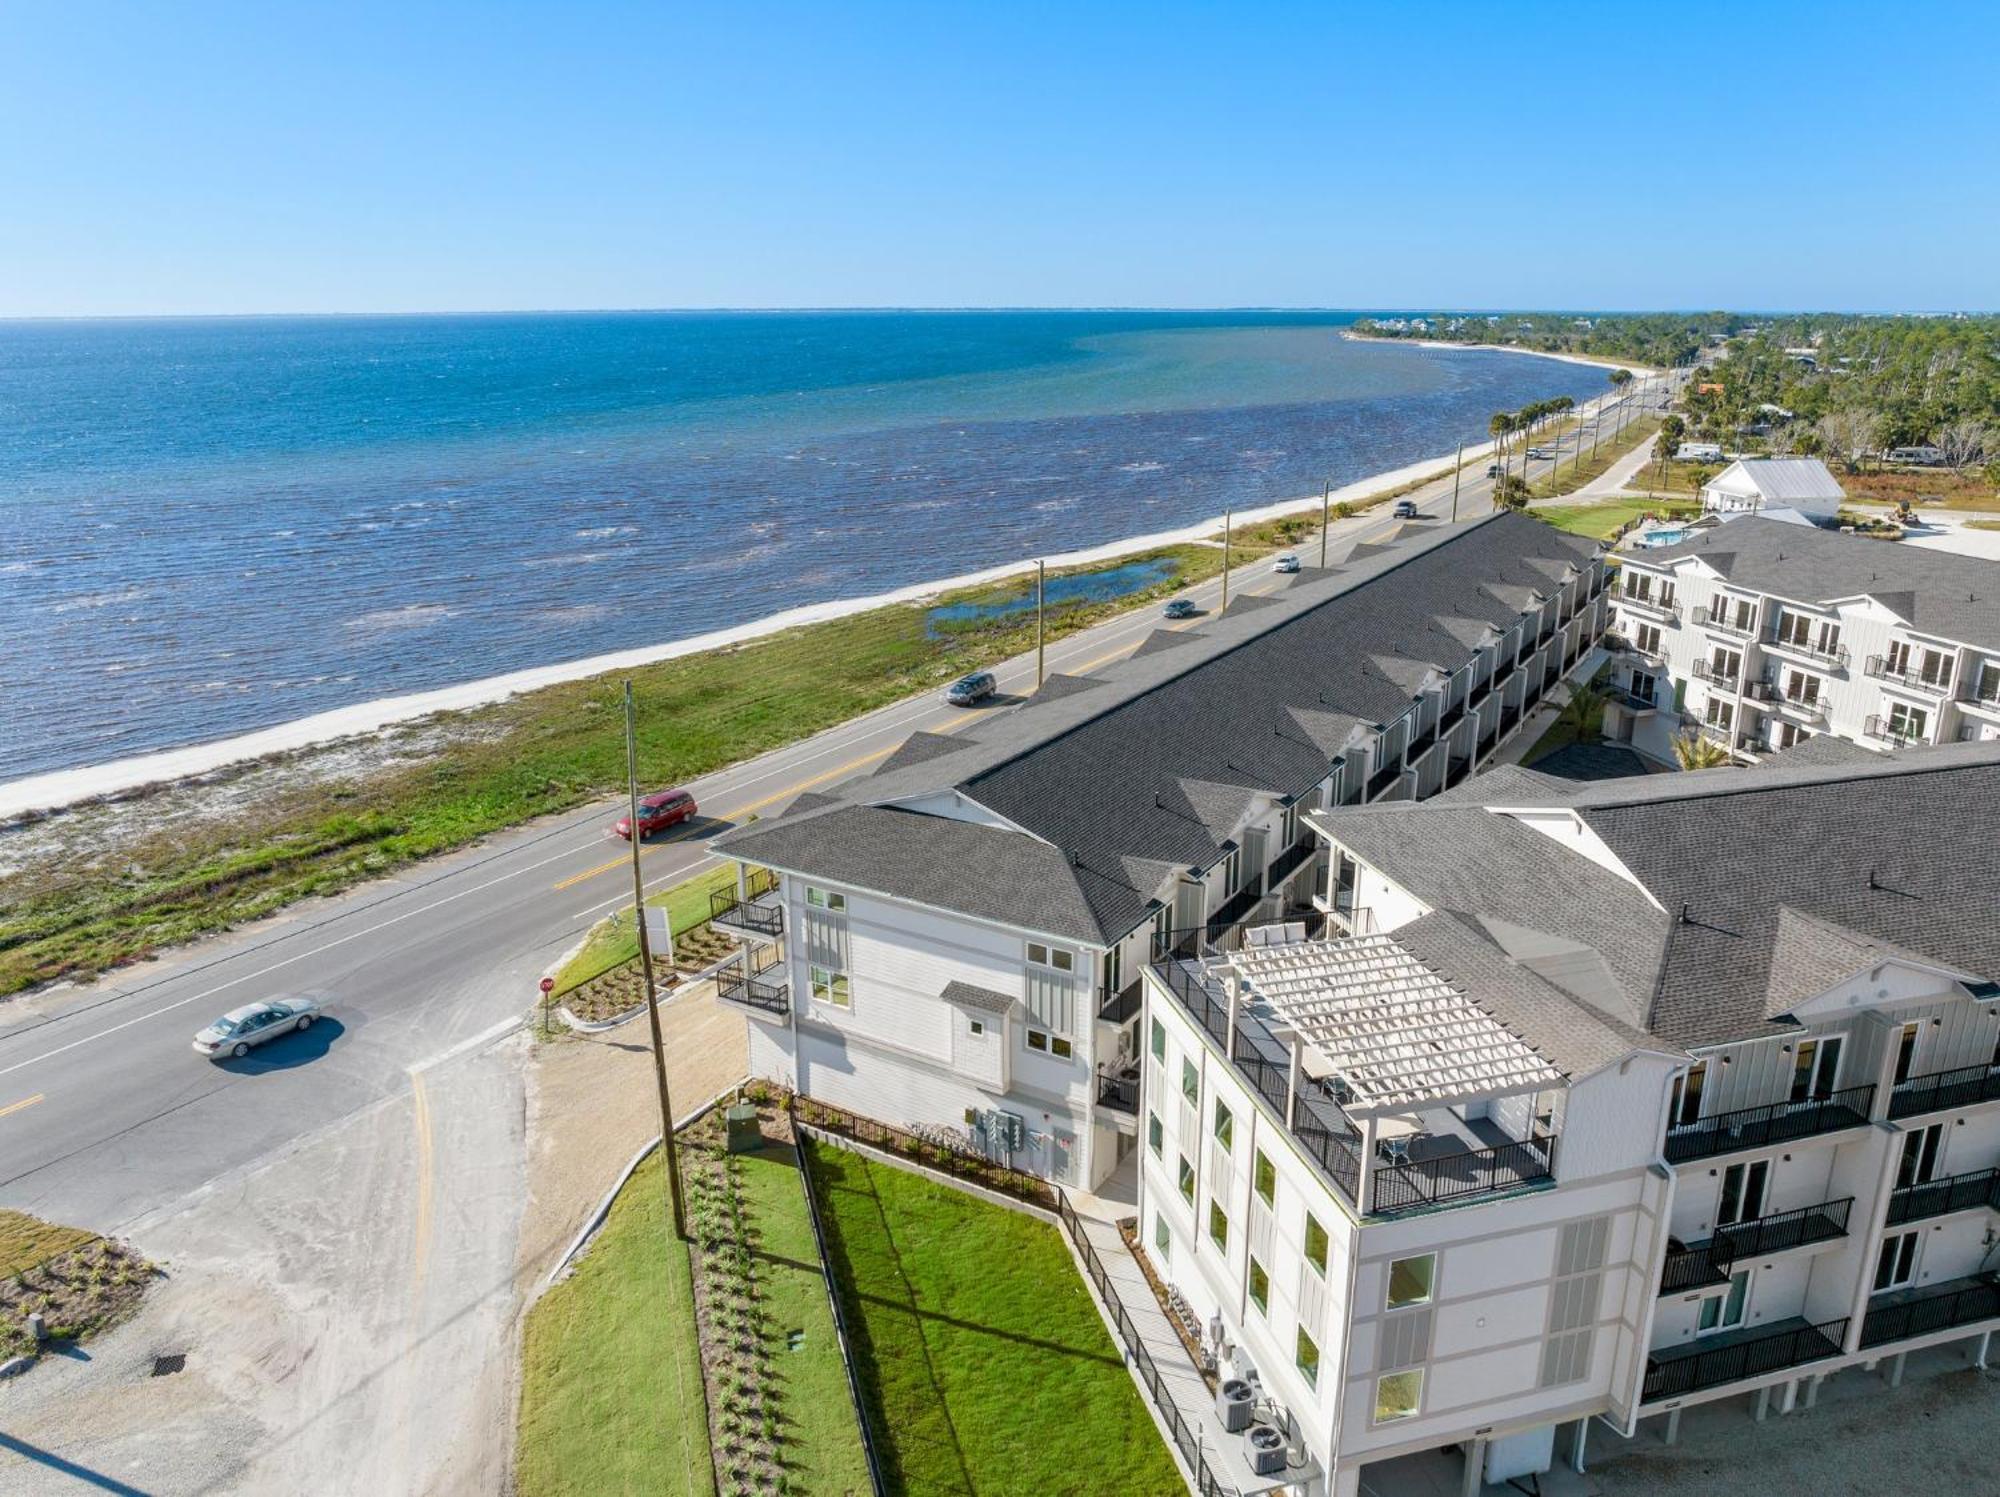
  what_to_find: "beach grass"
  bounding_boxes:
[0,534,1275,995]
[804,1141,1182,1497]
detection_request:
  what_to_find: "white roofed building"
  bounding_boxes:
[1700,457,1845,520]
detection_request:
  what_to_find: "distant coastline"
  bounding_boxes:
[1339,327,1658,375]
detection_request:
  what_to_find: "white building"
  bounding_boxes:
[1601,517,2000,764]
[1699,457,1845,520]
[712,512,1613,1195]
[1138,741,2000,1494]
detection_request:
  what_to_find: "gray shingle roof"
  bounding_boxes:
[720,512,1600,944]
[940,980,1019,1015]
[1634,517,2000,650]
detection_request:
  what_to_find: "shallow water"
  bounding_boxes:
[0,310,1610,780]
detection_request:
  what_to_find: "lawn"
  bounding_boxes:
[804,1141,1182,1497]
[553,864,740,996]
[1535,497,1698,542]
[734,1145,873,1496]
[2,530,1290,996]
[1528,415,1661,499]
[516,1151,716,1497]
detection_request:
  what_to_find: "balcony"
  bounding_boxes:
[1860,1274,2000,1350]
[1264,837,1317,890]
[1775,691,1828,722]
[1606,685,1663,715]
[1404,723,1437,761]
[715,966,790,1020]
[1663,1085,1876,1163]
[1764,627,1849,670]
[1095,1068,1139,1114]
[1658,1199,1853,1296]
[1693,605,1757,639]
[1097,976,1143,1026]
[1205,883,1267,945]
[1864,714,1928,747]
[1887,1166,2000,1225]
[1888,1061,2000,1120]
[1370,1133,1555,1215]
[1642,1317,1849,1403]
[1618,590,1681,621]
[710,882,785,941]
[1366,763,1408,801]
[1866,656,1954,695]
[1691,659,1742,688]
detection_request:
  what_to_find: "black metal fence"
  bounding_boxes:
[710,873,784,937]
[1889,1063,2000,1120]
[1370,1136,1555,1214]
[1642,1317,1848,1401]
[714,967,789,1017]
[1714,1197,1853,1260]
[1658,1239,1733,1295]
[1887,1167,2000,1226]
[1861,1276,2000,1349]
[788,1094,1056,1207]
[1664,1084,1875,1163]
[791,1131,889,1497]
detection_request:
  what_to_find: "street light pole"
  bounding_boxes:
[1220,509,1233,613]
[624,680,686,1241]
[1450,441,1463,522]
[1319,481,1330,569]
[1035,560,1046,687]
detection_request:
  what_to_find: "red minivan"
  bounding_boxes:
[614,788,698,839]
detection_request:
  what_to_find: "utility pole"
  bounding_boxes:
[1450,441,1463,522]
[1319,481,1330,569]
[1220,509,1232,613]
[624,681,686,1240]
[1034,560,1046,687]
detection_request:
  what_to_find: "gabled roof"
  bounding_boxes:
[1636,518,2000,650]
[1703,457,1845,502]
[877,731,975,774]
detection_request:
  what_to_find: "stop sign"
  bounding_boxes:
[539,977,555,995]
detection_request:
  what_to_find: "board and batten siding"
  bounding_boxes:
[1558,1060,1679,1184]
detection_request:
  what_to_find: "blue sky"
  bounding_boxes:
[3,1,1994,316]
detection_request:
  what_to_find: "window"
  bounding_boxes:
[1303,1213,1329,1277]
[1208,1201,1229,1253]
[1704,696,1734,730]
[1717,1160,1767,1227]
[1154,1212,1172,1262]
[1248,1256,1269,1316]
[805,886,846,911]
[1977,660,2000,704]
[1874,1230,1919,1292]
[1212,1100,1234,1150]
[1026,1029,1074,1058]
[1253,1150,1276,1208]
[1697,1270,1750,1333]
[1790,1036,1841,1102]
[1897,1123,1943,1189]
[1775,721,1804,750]
[1669,1060,1707,1127]
[1147,1112,1163,1158]
[1709,646,1741,682]
[1025,941,1074,974]
[1296,1329,1323,1389]
[1635,621,1663,656]
[1893,1022,1921,1086]
[809,965,851,1009]
[1386,1254,1436,1310]
[1178,1155,1195,1205]
[1372,1369,1420,1422]
[967,1018,985,1037]
[1181,1057,1199,1105]
[1784,669,1820,705]
[1150,1018,1166,1063]
[1889,702,1929,743]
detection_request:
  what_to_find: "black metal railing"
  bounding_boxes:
[1095,1069,1139,1113]
[1366,763,1406,800]
[1641,1317,1849,1402]
[1154,957,1363,1204]
[1764,628,1849,668]
[1890,1063,2000,1119]
[1405,725,1437,760]
[1370,1137,1555,1214]
[1097,976,1143,1025]
[1264,837,1317,889]
[1861,1276,2000,1350]
[1205,884,1266,944]
[710,881,785,938]
[1618,589,1680,620]
[1864,714,1928,746]
[1659,1239,1735,1294]
[1691,659,1742,687]
[1865,656,1954,694]
[1887,1167,2000,1225]
[714,967,790,1017]
[1693,605,1756,638]
[1714,1197,1853,1259]
[1664,1085,1876,1163]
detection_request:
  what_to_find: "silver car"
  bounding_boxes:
[193,997,322,1060]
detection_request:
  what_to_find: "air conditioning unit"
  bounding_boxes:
[1216,1379,1254,1433]
[1246,1424,1286,1476]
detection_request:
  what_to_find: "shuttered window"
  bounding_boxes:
[1539,1216,1608,1389]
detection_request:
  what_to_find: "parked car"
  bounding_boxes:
[1271,552,1301,574]
[1163,597,1199,620]
[1393,499,1420,519]
[614,787,698,839]
[193,997,321,1060]
[944,671,997,707]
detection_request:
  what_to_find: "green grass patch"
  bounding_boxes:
[806,1142,1181,1497]
[736,1145,872,1496]
[0,1210,96,1279]
[516,1152,715,1497]
[551,864,740,996]
[1535,498,1699,542]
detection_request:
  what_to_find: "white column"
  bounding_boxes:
[1460,1437,1487,1497]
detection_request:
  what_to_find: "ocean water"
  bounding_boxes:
[0,311,1611,782]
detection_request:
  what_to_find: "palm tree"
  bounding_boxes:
[1489,411,1512,481]
[1671,730,1731,770]
[1556,682,1605,742]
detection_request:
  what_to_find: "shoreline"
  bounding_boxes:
[3,346,1638,823]
[1338,328,1661,375]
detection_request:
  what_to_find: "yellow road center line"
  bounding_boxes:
[410,1070,435,1292]
[0,1092,45,1119]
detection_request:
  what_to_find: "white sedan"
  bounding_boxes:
[193,997,322,1060]
[1271,553,1301,574]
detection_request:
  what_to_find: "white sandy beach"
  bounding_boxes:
[0,353,1649,823]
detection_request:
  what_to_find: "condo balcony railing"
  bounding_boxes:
[1617,589,1681,620]
[1776,690,1828,721]
[1691,659,1742,687]
[1641,1317,1849,1402]
[1860,1274,2000,1350]
[1264,837,1318,890]
[710,882,785,939]
[1693,605,1757,639]
[1204,884,1266,944]
[1404,724,1437,761]
[1865,656,1954,694]
[1370,1135,1555,1215]
[714,966,790,1018]
[1888,1061,2000,1120]
[1864,714,1928,747]
[1366,762,1408,801]
[1663,1085,1877,1164]
[1887,1166,2000,1226]
[1658,1198,1854,1295]
[1763,628,1850,668]
[1658,1238,1735,1294]
[1094,1068,1139,1114]
[1096,975,1143,1025]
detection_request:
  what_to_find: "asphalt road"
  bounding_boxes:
[0,372,1675,1237]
